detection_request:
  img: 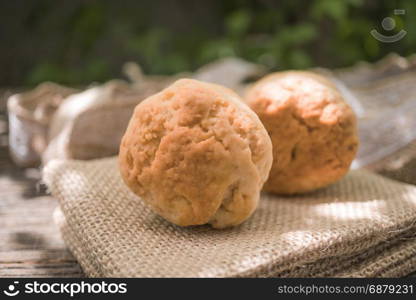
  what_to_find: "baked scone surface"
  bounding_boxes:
[246,71,358,194]
[119,79,272,228]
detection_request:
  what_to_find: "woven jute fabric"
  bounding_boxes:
[43,157,416,277]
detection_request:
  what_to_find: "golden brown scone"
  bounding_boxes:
[119,79,272,228]
[246,71,358,195]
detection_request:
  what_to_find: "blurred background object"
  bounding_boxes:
[7,83,78,167]
[41,78,171,164]
[1,0,416,87]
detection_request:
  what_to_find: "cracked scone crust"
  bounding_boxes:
[119,79,272,228]
[246,71,358,195]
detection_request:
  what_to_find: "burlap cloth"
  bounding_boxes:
[43,157,416,277]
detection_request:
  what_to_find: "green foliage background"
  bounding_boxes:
[1,0,415,86]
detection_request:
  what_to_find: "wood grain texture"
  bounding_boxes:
[0,90,84,277]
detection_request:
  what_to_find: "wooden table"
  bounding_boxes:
[0,91,83,277]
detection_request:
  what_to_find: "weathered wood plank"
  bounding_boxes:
[0,92,84,277]
[0,250,83,277]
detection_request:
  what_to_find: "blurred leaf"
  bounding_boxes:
[84,58,110,81]
[226,9,251,37]
[27,62,64,85]
[313,0,362,20]
[70,2,105,53]
[289,49,313,69]
[199,39,235,64]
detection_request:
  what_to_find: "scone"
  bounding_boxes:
[119,79,273,228]
[246,71,358,194]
